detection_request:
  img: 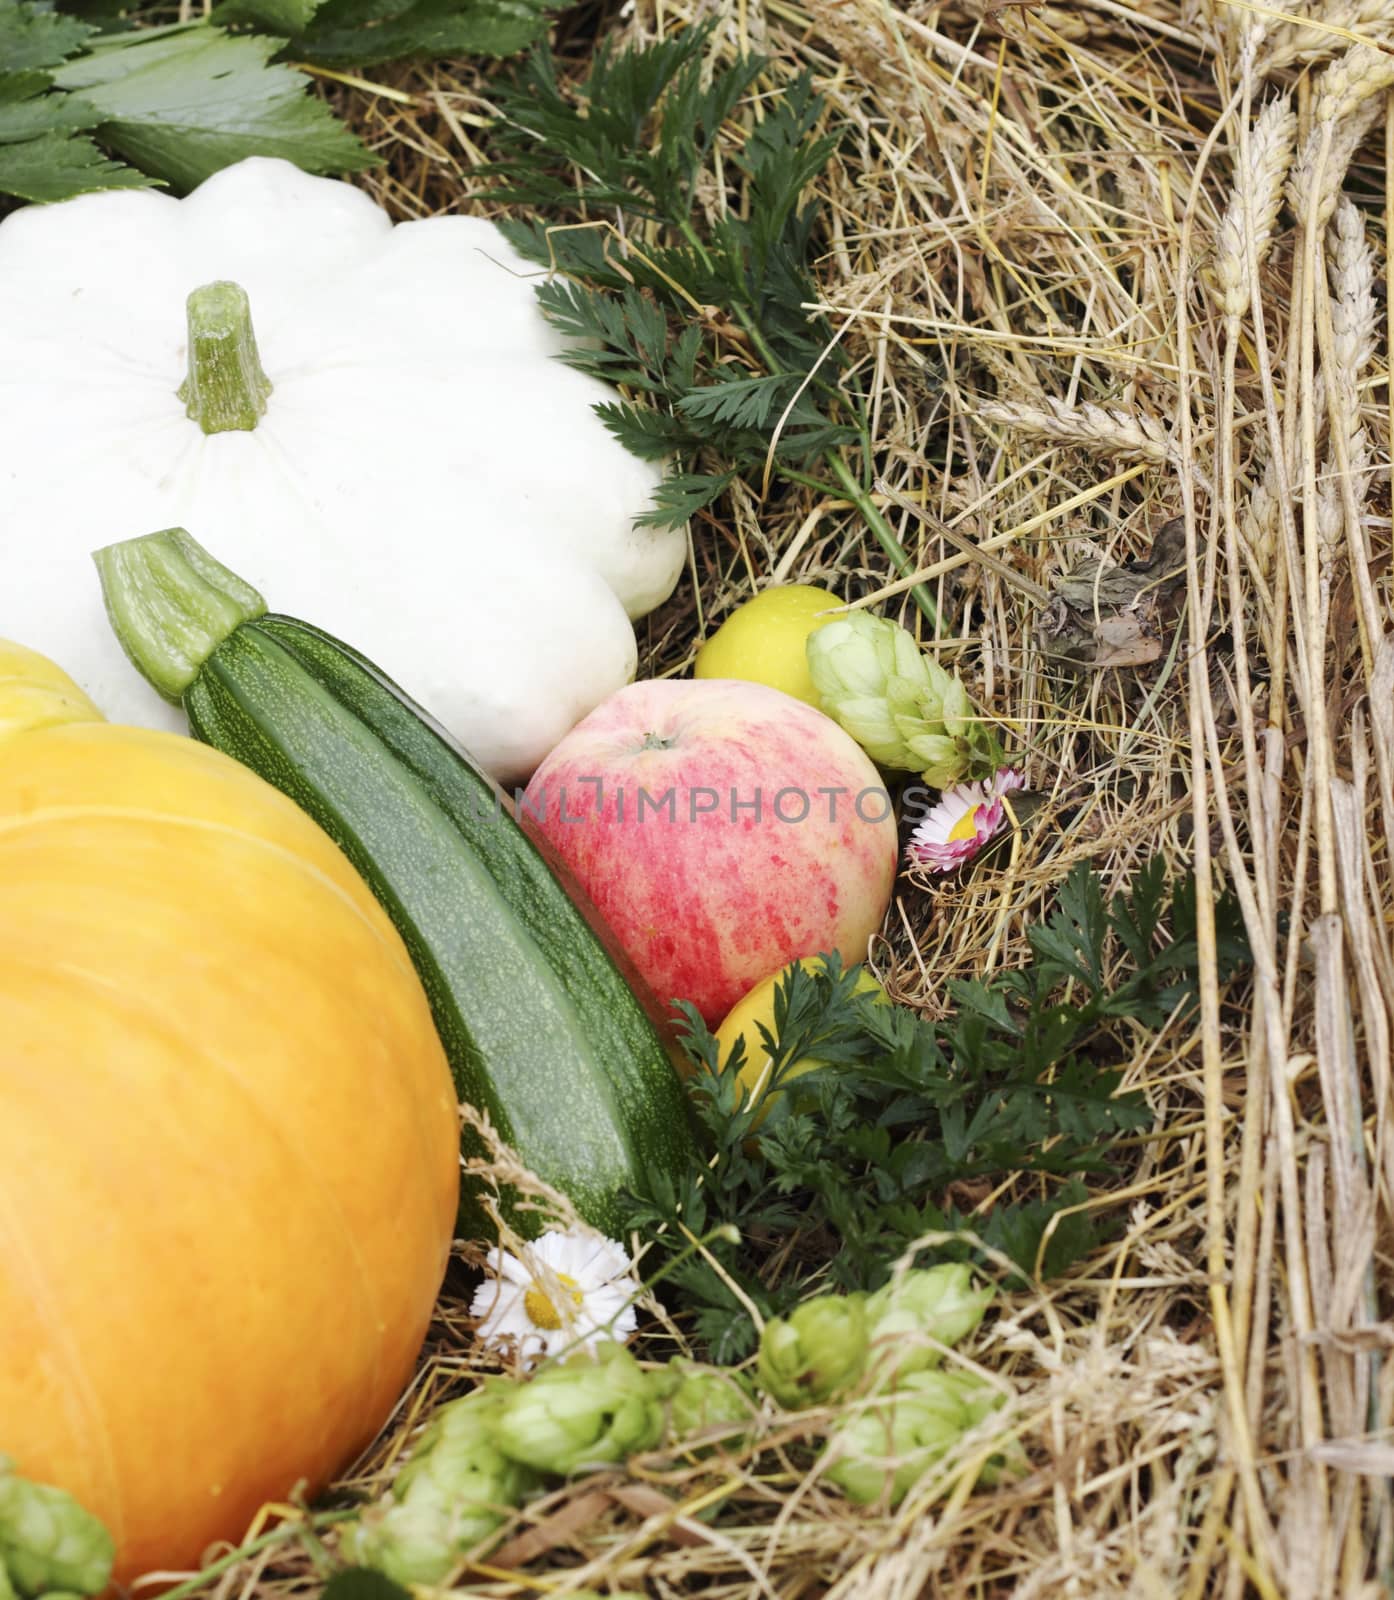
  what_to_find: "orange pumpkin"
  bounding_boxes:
[0,641,460,1584]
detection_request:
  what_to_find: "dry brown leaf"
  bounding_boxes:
[486,1488,616,1568]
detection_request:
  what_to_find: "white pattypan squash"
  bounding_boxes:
[0,157,686,782]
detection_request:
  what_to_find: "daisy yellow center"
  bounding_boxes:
[948,804,982,843]
[523,1272,584,1331]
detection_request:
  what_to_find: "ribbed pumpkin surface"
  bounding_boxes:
[0,655,460,1584]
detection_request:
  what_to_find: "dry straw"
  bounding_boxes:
[167,1,1394,1594]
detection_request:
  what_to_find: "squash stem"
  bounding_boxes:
[94,529,267,702]
[177,281,273,434]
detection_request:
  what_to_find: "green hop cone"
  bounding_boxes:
[0,1460,113,1600]
[340,1387,538,1587]
[807,613,930,768]
[662,1360,756,1450]
[756,1292,870,1409]
[823,1369,1010,1507]
[808,612,998,786]
[900,731,967,789]
[493,1342,664,1477]
[340,1499,461,1589]
[865,1265,994,1385]
[933,1371,1028,1486]
[935,669,973,740]
[894,658,1000,788]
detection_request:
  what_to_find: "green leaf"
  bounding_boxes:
[487,25,737,218]
[320,1570,413,1600]
[212,0,328,38]
[279,0,556,67]
[1109,854,1168,968]
[0,0,94,73]
[52,22,374,191]
[0,127,150,200]
[532,280,672,389]
[677,373,799,430]
[0,75,102,145]
[594,402,695,460]
[483,28,862,536]
[975,1181,1098,1280]
[1026,861,1108,990]
[636,470,736,527]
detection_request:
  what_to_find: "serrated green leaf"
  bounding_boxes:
[677,373,796,430]
[1027,862,1108,990]
[0,0,95,73]
[483,26,866,533]
[283,0,555,67]
[52,22,373,191]
[0,80,102,145]
[947,977,1020,1036]
[976,1181,1098,1280]
[593,401,694,460]
[531,279,674,392]
[637,473,735,527]
[487,24,731,216]
[0,69,57,106]
[0,128,150,200]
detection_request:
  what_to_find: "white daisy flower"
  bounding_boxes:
[906,767,1026,874]
[468,1227,641,1368]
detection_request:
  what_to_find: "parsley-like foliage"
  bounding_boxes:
[623,856,1250,1364]
[485,26,933,613]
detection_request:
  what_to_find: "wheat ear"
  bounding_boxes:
[974,397,1171,465]
[1215,94,1297,322]
[1288,46,1394,229]
[1241,452,1284,586]
[1262,0,1394,74]
[1315,196,1379,552]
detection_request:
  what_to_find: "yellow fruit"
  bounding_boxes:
[0,640,459,1585]
[0,638,102,741]
[712,957,885,1126]
[694,584,842,707]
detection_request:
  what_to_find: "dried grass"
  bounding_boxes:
[162,1,1393,1593]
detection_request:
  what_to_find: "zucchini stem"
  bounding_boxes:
[94,529,267,702]
[177,281,273,435]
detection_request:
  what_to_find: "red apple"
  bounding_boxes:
[520,678,898,1024]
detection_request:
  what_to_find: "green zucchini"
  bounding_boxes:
[95,528,698,1239]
